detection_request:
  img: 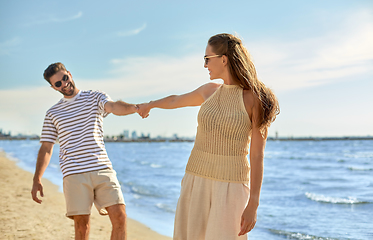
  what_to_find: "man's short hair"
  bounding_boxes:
[44,62,67,84]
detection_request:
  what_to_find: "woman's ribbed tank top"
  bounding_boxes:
[185,84,252,183]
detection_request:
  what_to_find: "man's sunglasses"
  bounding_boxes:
[54,74,69,88]
[204,55,222,65]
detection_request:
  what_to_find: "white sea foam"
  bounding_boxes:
[270,229,339,240]
[348,166,373,171]
[150,163,162,168]
[155,203,176,213]
[305,192,366,204]
[133,194,141,199]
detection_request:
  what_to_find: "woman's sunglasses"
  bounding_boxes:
[204,55,222,65]
[54,74,69,88]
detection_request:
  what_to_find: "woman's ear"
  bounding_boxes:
[222,55,228,67]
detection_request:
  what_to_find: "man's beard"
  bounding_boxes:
[59,81,76,97]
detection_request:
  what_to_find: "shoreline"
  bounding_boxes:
[1,135,373,142]
[0,150,172,240]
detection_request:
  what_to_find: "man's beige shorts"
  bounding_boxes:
[63,168,125,219]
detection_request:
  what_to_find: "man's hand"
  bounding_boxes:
[137,102,152,119]
[31,180,44,204]
[31,142,53,204]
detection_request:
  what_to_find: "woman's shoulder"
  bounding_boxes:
[202,82,222,94]
[242,89,260,119]
[200,82,222,100]
[243,89,255,105]
[201,82,222,89]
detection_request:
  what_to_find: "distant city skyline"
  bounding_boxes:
[1,1,372,138]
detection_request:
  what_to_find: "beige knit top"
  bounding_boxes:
[185,84,252,183]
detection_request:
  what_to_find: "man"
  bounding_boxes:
[31,62,137,240]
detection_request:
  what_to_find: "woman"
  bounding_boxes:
[137,33,279,239]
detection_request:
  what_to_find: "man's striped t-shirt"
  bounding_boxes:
[40,90,113,178]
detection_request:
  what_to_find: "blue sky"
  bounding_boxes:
[1,0,372,138]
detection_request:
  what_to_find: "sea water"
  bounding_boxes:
[1,139,372,239]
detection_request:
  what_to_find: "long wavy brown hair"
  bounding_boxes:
[208,33,280,137]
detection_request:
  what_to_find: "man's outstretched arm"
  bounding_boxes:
[31,141,54,204]
[105,100,138,116]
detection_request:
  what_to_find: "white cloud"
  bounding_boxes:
[23,11,83,26]
[250,9,373,92]
[117,23,147,37]
[0,37,21,56]
[0,86,62,135]
[51,11,83,22]
[77,54,210,101]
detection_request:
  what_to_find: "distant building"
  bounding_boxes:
[123,130,129,139]
[131,131,138,140]
[172,133,179,140]
[139,133,150,139]
[0,129,11,138]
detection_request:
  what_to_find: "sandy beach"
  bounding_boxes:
[0,150,172,240]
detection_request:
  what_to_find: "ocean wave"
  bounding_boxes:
[150,163,162,168]
[269,229,339,240]
[348,166,373,171]
[305,192,369,204]
[139,161,163,168]
[130,185,163,198]
[125,182,163,198]
[155,203,176,213]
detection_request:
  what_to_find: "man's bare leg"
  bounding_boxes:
[106,204,127,240]
[74,215,90,240]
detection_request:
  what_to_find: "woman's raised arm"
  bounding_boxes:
[137,82,220,118]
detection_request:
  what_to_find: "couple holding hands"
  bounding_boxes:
[31,33,279,240]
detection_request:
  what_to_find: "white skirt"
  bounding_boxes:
[173,173,250,240]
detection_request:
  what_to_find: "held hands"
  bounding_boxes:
[136,102,152,119]
[239,203,257,236]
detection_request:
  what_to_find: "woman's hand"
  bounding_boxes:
[137,102,152,118]
[238,202,258,236]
